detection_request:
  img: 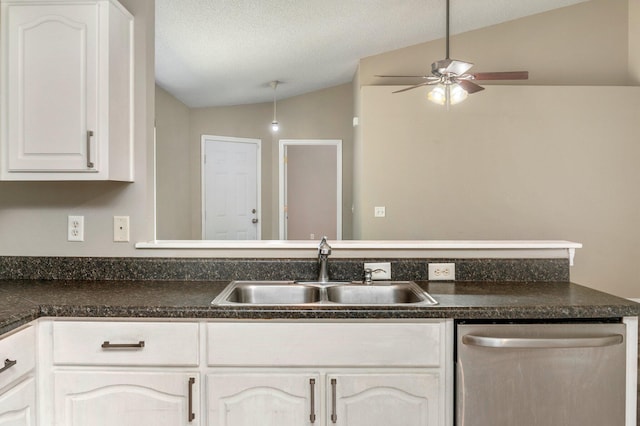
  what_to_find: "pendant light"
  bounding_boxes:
[270,80,280,132]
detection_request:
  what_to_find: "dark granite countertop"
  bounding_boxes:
[0,279,637,335]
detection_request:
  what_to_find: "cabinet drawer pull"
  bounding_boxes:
[86,130,95,168]
[188,377,196,422]
[101,341,145,349]
[309,378,316,423]
[0,359,16,374]
[331,378,337,423]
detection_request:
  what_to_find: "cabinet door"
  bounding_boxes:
[328,373,441,426]
[0,378,36,426]
[54,371,199,426]
[207,373,319,426]
[5,3,98,172]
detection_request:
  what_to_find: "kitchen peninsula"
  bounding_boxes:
[0,240,637,425]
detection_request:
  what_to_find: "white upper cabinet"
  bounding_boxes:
[0,0,134,181]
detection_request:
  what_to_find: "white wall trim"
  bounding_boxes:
[134,239,582,260]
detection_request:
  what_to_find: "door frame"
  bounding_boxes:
[278,139,342,240]
[201,135,262,240]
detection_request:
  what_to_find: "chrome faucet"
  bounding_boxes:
[317,236,332,283]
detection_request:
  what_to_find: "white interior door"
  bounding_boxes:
[279,140,342,240]
[202,136,261,240]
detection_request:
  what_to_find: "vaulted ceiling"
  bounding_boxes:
[155,0,587,107]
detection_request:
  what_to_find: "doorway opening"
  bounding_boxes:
[279,139,342,240]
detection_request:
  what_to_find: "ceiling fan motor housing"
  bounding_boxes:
[432,58,475,78]
[432,58,452,76]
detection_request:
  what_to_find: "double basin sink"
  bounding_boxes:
[212,280,438,306]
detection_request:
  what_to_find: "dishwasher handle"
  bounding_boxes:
[462,333,623,349]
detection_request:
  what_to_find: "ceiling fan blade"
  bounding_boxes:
[376,75,440,83]
[458,80,485,94]
[376,74,425,78]
[472,71,529,81]
[392,82,435,94]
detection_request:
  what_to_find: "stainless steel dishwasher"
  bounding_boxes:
[456,321,627,426]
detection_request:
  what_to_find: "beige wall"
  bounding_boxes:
[155,85,190,239]
[357,85,640,297]
[157,83,354,240]
[0,0,154,256]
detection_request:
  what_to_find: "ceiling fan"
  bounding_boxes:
[377,0,529,105]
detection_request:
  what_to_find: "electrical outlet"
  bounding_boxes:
[364,262,391,280]
[374,206,386,217]
[113,216,130,242]
[67,215,84,242]
[428,263,455,281]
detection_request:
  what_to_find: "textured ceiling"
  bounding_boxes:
[155,0,587,108]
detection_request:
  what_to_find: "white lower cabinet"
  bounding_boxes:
[0,378,36,426]
[0,325,36,426]
[37,319,452,425]
[53,371,198,426]
[205,320,452,426]
[42,320,201,425]
[207,372,440,426]
[207,373,318,425]
[330,373,439,426]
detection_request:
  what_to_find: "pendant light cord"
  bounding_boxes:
[271,80,279,122]
[273,85,277,122]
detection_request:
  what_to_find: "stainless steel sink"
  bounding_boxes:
[326,283,436,305]
[223,282,321,304]
[212,280,438,306]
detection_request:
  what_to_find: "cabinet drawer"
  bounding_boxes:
[53,321,199,366]
[0,326,35,390]
[207,322,443,367]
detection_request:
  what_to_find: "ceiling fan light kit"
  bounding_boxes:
[377,0,529,106]
[427,82,468,106]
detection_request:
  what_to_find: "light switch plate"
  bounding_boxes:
[374,206,386,217]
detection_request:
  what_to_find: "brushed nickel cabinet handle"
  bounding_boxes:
[188,377,196,422]
[331,378,337,423]
[0,359,16,374]
[101,341,145,349]
[309,378,316,423]
[86,130,95,168]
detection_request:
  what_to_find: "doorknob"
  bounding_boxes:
[252,218,259,224]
